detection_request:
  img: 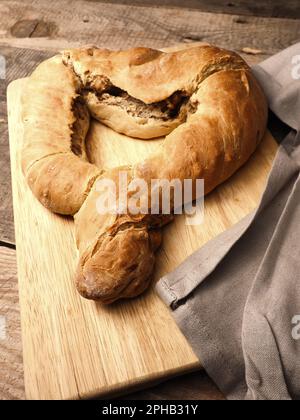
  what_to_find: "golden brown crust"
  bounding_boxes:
[74,167,172,303]
[22,56,80,172]
[62,45,249,139]
[62,46,248,103]
[133,69,267,195]
[21,55,101,214]
[26,153,101,215]
[21,45,268,303]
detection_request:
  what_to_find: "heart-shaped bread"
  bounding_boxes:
[21,45,268,303]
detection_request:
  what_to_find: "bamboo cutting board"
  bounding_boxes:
[8,77,277,400]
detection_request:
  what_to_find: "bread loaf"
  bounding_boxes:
[21,45,268,303]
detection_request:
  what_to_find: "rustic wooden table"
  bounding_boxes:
[0,0,299,400]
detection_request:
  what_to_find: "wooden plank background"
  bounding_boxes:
[0,0,299,400]
[91,0,300,19]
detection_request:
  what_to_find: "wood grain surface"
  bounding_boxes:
[1,0,299,54]
[0,246,24,400]
[7,74,277,399]
[0,243,224,401]
[90,0,300,19]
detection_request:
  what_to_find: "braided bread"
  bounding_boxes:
[21,45,268,303]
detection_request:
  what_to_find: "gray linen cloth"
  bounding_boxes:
[156,43,300,400]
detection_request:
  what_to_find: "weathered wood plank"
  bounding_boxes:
[5,0,300,20]
[0,246,24,400]
[0,47,53,245]
[88,0,300,20]
[0,0,299,56]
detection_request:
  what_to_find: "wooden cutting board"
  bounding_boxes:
[8,77,278,400]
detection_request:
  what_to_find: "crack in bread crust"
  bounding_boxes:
[70,96,90,159]
[88,88,190,121]
[62,48,249,139]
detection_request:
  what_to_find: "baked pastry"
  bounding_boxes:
[21,45,268,303]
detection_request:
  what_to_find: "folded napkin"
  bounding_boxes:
[156,43,300,400]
